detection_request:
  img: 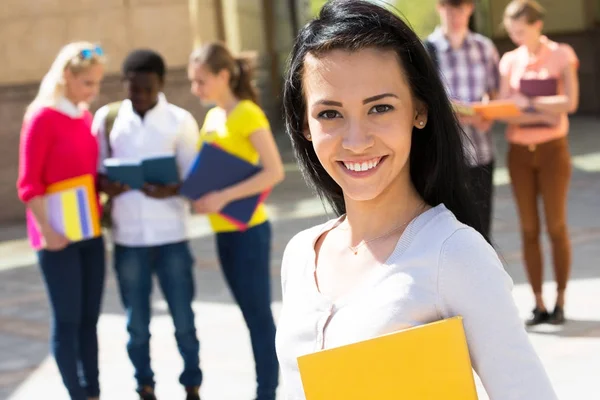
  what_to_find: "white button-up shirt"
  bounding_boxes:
[93,94,199,247]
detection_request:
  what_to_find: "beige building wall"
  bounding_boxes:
[0,0,221,86]
[0,0,306,224]
[490,0,589,37]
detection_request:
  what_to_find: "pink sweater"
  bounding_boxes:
[17,107,100,243]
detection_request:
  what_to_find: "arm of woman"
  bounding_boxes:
[221,128,285,201]
[17,113,69,250]
[18,114,50,206]
[194,128,285,214]
[496,52,560,126]
[26,197,68,250]
[497,110,561,126]
[531,63,579,114]
[497,53,513,101]
[438,228,558,400]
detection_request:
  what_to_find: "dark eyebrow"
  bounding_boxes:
[363,93,399,104]
[314,93,398,107]
[315,99,343,107]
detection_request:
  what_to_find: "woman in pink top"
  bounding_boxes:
[499,0,579,326]
[16,42,106,400]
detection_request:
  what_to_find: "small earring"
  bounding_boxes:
[306,133,312,140]
[419,121,424,126]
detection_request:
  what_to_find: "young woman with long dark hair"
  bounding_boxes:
[275,1,557,399]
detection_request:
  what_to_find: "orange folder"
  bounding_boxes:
[452,101,522,120]
[297,317,478,400]
[471,101,522,119]
[28,174,101,249]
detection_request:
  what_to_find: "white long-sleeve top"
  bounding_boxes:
[275,204,557,400]
[93,94,199,247]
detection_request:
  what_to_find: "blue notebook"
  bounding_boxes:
[143,155,180,185]
[104,155,179,190]
[180,143,269,229]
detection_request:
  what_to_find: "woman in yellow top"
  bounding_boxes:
[188,42,285,400]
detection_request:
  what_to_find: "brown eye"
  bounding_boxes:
[318,110,341,119]
[369,104,394,114]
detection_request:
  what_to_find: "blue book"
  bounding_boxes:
[104,155,179,190]
[142,155,179,185]
[104,158,145,190]
[180,143,269,229]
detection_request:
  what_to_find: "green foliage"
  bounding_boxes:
[391,0,439,38]
[311,0,329,16]
[309,0,439,38]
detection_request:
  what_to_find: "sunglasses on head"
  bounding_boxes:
[79,45,104,60]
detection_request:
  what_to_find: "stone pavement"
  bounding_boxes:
[1,117,599,399]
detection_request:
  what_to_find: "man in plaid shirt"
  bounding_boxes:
[426,0,500,243]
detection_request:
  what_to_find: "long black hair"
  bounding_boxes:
[283,0,483,234]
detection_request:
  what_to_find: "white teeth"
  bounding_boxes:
[343,158,381,172]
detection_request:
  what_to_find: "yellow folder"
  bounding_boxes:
[297,316,478,400]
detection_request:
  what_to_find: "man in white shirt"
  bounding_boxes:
[94,50,202,400]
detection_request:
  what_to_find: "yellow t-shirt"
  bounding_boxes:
[198,100,270,232]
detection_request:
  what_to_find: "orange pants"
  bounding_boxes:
[508,137,572,293]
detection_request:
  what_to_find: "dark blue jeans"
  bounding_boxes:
[37,236,106,400]
[216,222,279,400]
[113,240,202,390]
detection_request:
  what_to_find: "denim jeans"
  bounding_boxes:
[113,240,202,390]
[216,222,279,400]
[37,236,106,400]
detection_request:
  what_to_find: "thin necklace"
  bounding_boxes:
[347,203,426,255]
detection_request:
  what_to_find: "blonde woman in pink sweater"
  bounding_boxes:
[17,42,106,400]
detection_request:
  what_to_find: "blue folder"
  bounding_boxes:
[104,155,179,190]
[180,143,267,228]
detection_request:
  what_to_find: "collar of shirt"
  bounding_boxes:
[518,35,554,67]
[429,26,474,52]
[56,97,84,118]
[121,92,169,124]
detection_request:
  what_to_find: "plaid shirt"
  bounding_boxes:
[427,28,500,166]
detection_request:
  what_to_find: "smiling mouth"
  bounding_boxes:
[339,156,386,172]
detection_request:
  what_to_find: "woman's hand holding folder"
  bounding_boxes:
[41,225,70,251]
[452,101,493,132]
[457,112,493,132]
[499,93,561,127]
[192,190,229,214]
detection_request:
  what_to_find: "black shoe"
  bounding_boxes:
[138,386,157,400]
[526,307,550,326]
[185,386,201,400]
[549,305,566,325]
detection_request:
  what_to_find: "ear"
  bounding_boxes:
[413,100,428,129]
[466,3,475,17]
[218,68,230,83]
[535,20,544,32]
[62,68,73,84]
[303,120,312,141]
